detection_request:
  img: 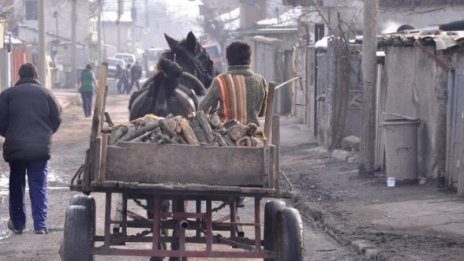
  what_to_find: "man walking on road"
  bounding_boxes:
[77,63,97,117]
[130,60,143,91]
[0,63,62,235]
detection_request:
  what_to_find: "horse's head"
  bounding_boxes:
[163,32,215,93]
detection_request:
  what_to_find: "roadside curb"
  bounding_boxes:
[296,202,401,261]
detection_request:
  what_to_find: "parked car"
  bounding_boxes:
[114,53,136,66]
[106,57,126,78]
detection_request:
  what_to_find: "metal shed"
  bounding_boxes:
[376,29,464,191]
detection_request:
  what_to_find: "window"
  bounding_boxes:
[25,0,38,20]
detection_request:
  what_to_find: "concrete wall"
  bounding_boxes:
[15,0,91,44]
[383,46,448,178]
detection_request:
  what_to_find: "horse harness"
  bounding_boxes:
[172,47,212,88]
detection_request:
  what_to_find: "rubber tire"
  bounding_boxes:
[69,194,96,237]
[263,200,286,252]
[272,207,304,261]
[62,205,94,261]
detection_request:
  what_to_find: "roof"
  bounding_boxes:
[378,29,464,50]
[380,0,464,8]
[3,34,22,45]
[257,7,302,27]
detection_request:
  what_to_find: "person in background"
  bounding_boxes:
[130,60,143,91]
[116,64,125,94]
[123,63,132,95]
[199,41,268,126]
[0,63,62,235]
[77,64,97,117]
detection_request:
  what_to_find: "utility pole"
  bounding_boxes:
[117,0,123,52]
[131,0,136,56]
[71,0,77,89]
[97,0,103,64]
[359,0,378,175]
[145,0,149,27]
[38,0,46,86]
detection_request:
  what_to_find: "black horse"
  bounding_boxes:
[128,32,215,121]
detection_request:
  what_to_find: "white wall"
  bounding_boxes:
[15,0,91,44]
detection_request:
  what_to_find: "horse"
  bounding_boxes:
[128,32,215,121]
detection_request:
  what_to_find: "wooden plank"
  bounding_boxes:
[263,145,269,187]
[95,180,282,197]
[100,134,109,181]
[84,63,108,191]
[106,142,267,186]
[272,115,280,190]
[264,82,276,144]
[90,63,108,144]
[268,145,275,188]
[92,137,102,184]
[82,149,91,191]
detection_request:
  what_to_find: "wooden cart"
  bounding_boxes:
[62,64,303,261]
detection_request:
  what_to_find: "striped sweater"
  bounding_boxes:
[199,65,267,125]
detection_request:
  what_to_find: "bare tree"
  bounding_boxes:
[309,0,363,149]
[196,1,234,50]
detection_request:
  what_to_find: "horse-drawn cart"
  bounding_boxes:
[62,64,303,261]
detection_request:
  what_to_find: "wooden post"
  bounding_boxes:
[100,134,109,181]
[264,82,276,144]
[272,115,280,190]
[359,0,378,175]
[83,63,108,191]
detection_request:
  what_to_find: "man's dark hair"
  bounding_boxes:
[18,63,38,79]
[226,41,251,66]
[85,63,92,70]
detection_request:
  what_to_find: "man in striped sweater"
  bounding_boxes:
[199,41,267,126]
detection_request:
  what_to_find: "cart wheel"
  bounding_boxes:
[263,200,286,253]
[272,207,303,261]
[61,205,94,261]
[69,194,96,237]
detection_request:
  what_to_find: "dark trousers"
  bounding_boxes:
[117,79,129,94]
[80,91,93,117]
[130,78,140,91]
[9,160,48,230]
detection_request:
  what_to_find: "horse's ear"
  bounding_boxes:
[165,33,179,50]
[186,31,199,53]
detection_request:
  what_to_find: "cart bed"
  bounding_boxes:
[105,141,275,187]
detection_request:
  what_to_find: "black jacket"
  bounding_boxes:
[0,78,61,162]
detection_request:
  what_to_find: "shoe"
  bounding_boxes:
[34,228,49,234]
[7,220,23,235]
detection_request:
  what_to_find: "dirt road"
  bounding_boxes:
[0,90,359,260]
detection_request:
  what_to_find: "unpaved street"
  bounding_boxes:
[0,89,359,260]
